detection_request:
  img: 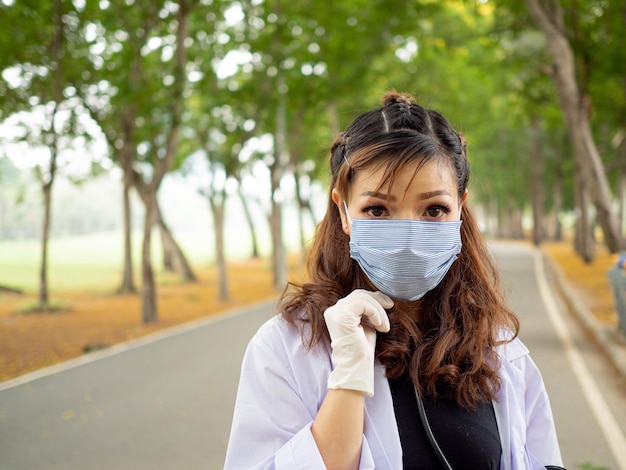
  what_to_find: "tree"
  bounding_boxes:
[524,0,624,255]
[185,106,256,303]
[569,0,626,241]
[0,0,97,308]
[131,0,196,323]
[80,0,204,323]
[78,2,155,295]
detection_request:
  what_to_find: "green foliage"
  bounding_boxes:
[565,0,626,178]
[0,0,624,240]
[0,0,105,185]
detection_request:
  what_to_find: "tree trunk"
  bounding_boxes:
[154,199,197,282]
[618,169,625,237]
[133,186,197,282]
[498,206,524,239]
[485,200,497,238]
[293,168,307,255]
[270,201,287,289]
[161,223,175,272]
[119,171,136,293]
[288,110,309,259]
[114,17,142,295]
[530,119,545,246]
[574,170,594,263]
[39,182,52,308]
[236,184,260,258]
[208,193,230,302]
[141,196,158,324]
[270,88,288,291]
[515,210,525,239]
[306,198,317,229]
[617,134,626,235]
[137,1,188,324]
[525,0,623,252]
[37,0,63,310]
[551,180,563,241]
[494,199,503,238]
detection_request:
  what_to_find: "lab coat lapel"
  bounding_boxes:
[363,362,403,470]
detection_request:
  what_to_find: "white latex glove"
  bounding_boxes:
[324,289,394,397]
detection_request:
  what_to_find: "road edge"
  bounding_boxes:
[0,298,277,393]
[541,249,626,379]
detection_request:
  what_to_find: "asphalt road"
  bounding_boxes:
[0,301,276,470]
[1,242,625,469]
[491,242,626,470]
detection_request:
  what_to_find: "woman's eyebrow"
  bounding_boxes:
[360,189,453,201]
[417,190,452,200]
[359,191,394,200]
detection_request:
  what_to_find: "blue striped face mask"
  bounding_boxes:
[344,202,462,301]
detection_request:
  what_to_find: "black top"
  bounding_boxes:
[389,375,501,469]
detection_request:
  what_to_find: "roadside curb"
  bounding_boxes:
[0,298,278,393]
[541,249,626,379]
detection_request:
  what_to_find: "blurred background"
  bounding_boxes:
[0,0,624,384]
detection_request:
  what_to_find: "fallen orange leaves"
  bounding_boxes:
[0,257,306,382]
[542,241,619,327]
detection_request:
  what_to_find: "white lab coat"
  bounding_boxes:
[224,314,564,470]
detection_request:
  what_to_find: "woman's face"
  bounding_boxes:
[333,158,467,235]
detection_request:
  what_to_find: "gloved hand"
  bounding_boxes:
[324,289,394,397]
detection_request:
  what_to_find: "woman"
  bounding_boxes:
[224,92,564,469]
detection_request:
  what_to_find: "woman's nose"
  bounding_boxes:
[394,210,420,221]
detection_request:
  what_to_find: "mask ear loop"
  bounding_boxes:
[342,200,353,226]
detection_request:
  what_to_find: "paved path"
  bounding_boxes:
[0,301,276,470]
[492,242,626,469]
[1,242,625,469]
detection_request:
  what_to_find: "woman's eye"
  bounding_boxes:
[365,206,387,217]
[427,206,447,218]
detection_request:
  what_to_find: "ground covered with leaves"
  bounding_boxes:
[544,242,619,327]
[0,243,620,382]
[0,257,306,381]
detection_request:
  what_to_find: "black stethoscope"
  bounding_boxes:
[414,387,454,470]
[415,389,567,470]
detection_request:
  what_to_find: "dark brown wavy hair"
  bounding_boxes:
[280,91,520,408]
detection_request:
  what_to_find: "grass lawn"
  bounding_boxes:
[0,231,215,294]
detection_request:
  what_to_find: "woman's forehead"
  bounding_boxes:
[353,158,457,193]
